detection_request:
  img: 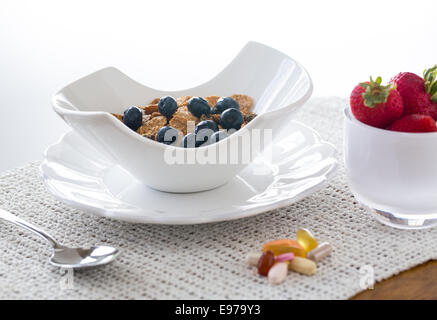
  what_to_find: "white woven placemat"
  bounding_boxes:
[0,97,436,300]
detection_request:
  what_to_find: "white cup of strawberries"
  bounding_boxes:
[350,66,437,132]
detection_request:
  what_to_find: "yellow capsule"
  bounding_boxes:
[289,256,317,275]
[296,228,318,253]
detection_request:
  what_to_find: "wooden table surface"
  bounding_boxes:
[352,259,437,299]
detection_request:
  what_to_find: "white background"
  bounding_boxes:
[0,0,436,171]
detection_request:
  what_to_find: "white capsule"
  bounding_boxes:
[307,242,333,262]
[246,252,262,266]
[268,262,288,285]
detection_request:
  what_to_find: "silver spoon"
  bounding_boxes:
[0,208,120,268]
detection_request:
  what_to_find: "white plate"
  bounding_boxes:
[39,121,337,224]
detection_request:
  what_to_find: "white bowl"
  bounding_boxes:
[344,107,437,229]
[52,42,313,192]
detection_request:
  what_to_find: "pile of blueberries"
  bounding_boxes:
[123,96,246,148]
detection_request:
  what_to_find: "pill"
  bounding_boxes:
[246,252,262,266]
[289,256,317,275]
[276,252,295,262]
[268,262,288,285]
[262,239,306,257]
[296,228,318,253]
[257,250,275,276]
[307,242,333,262]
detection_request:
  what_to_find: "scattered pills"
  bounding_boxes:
[257,250,275,276]
[276,252,295,262]
[307,242,333,262]
[262,239,306,257]
[296,228,318,253]
[289,256,317,275]
[246,252,262,266]
[268,262,288,285]
[248,228,331,284]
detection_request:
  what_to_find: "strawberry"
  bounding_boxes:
[350,76,404,128]
[387,114,437,133]
[390,65,437,119]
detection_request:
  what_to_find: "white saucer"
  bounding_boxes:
[39,121,337,224]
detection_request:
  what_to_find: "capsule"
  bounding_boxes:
[246,252,262,266]
[268,262,288,285]
[257,250,275,276]
[289,256,317,275]
[307,242,333,262]
[262,239,306,257]
[296,228,318,252]
[276,252,295,263]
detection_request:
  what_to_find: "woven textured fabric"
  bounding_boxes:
[0,97,436,300]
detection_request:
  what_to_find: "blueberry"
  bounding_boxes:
[219,108,244,130]
[156,126,179,145]
[212,97,239,114]
[123,106,143,131]
[158,96,178,118]
[187,97,211,118]
[195,120,219,134]
[210,130,228,143]
[194,120,219,144]
[182,133,205,148]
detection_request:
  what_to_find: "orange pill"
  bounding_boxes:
[262,239,306,257]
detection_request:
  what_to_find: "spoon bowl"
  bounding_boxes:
[50,246,120,269]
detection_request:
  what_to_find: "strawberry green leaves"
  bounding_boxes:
[424,65,437,103]
[360,76,394,108]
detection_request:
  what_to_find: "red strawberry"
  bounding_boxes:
[387,114,437,133]
[350,76,404,128]
[391,65,437,119]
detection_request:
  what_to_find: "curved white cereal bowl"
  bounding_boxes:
[52,41,313,192]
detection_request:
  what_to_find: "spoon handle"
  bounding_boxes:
[0,208,61,248]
